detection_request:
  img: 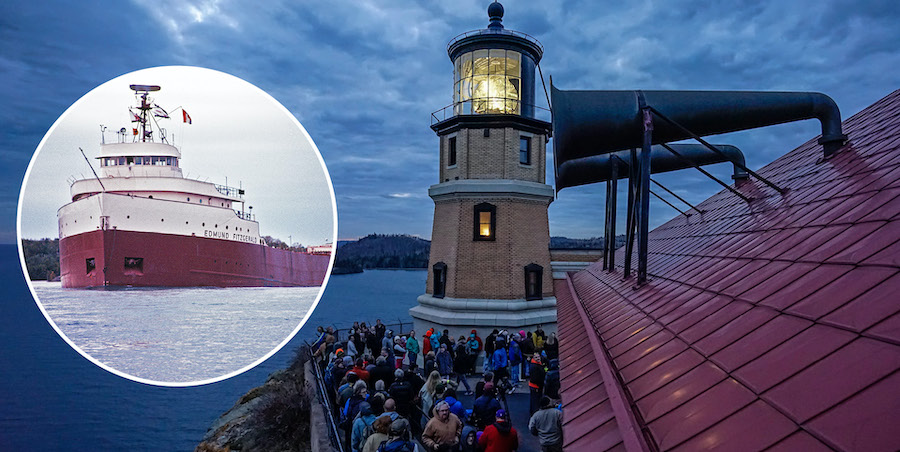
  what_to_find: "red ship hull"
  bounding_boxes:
[59,229,330,288]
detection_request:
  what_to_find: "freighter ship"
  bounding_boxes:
[57,84,330,288]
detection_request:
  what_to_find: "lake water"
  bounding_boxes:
[33,282,320,384]
[0,246,426,451]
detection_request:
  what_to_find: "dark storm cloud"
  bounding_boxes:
[0,1,181,241]
[2,0,899,242]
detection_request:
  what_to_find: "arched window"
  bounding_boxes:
[524,263,543,300]
[433,262,447,298]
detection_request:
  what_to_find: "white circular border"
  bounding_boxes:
[15,65,338,387]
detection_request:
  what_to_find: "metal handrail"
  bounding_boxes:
[321,319,414,345]
[430,99,551,125]
[447,28,543,53]
[214,184,245,198]
[232,210,256,221]
[307,343,346,452]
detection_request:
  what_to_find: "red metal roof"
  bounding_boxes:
[556,89,900,452]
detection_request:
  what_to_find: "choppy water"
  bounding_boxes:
[1,251,426,451]
[32,282,320,383]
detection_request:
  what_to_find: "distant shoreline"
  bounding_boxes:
[331,267,425,275]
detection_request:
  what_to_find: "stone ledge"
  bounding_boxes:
[415,294,556,311]
[429,179,554,202]
[551,261,593,279]
[410,294,558,328]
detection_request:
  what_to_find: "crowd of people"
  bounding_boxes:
[312,320,564,452]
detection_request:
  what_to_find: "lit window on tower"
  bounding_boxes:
[454,50,521,115]
[473,202,496,241]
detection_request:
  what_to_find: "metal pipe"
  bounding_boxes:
[556,143,749,190]
[551,85,848,173]
[660,144,752,203]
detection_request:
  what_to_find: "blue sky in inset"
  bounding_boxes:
[3,0,899,243]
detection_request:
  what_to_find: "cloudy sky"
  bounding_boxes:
[3,0,899,244]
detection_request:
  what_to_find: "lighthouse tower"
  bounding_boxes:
[410,2,556,338]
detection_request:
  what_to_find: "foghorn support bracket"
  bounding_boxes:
[648,106,786,195]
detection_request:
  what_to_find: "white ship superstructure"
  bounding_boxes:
[57,84,328,287]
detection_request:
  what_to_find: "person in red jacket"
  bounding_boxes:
[422,330,433,357]
[478,409,519,452]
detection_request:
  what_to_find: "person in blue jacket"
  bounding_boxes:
[508,335,522,384]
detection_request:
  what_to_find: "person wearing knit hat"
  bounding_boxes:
[392,336,406,370]
[375,418,418,452]
[473,383,501,431]
[350,401,376,452]
[479,408,518,452]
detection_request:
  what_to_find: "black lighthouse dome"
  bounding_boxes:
[441,1,545,120]
[487,1,504,29]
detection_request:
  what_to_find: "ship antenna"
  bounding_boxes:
[80,147,105,192]
[129,84,161,142]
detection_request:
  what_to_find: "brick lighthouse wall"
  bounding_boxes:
[427,196,553,300]
[439,127,547,184]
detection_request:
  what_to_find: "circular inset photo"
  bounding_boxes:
[17,66,336,386]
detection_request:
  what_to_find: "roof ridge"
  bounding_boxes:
[564,273,655,452]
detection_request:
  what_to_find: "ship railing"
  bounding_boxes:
[233,210,255,221]
[430,99,551,125]
[215,184,245,198]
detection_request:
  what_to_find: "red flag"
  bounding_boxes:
[132,128,138,136]
[183,110,192,124]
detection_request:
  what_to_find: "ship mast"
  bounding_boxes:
[129,84,160,143]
